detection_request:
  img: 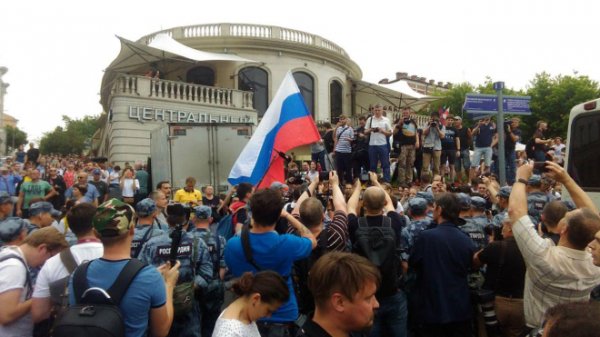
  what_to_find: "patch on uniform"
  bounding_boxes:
[156,243,193,258]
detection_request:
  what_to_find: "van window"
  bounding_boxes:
[568,112,600,191]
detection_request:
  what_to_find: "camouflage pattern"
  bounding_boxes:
[29,201,61,217]
[130,224,165,258]
[400,218,431,261]
[138,228,213,337]
[408,197,428,214]
[189,227,226,337]
[496,186,512,199]
[93,198,135,237]
[135,198,157,217]
[0,191,12,204]
[0,217,27,247]
[527,191,553,225]
[457,193,471,211]
[459,215,489,250]
[491,210,508,228]
[193,205,212,219]
[470,196,487,210]
[416,191,434,205]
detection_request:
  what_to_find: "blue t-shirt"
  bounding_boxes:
[65,183,100,203]
[69,259,166,337]
[224,231,312,322]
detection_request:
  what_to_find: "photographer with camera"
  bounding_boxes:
[333,115,355,184]
[396,108,420,186]
[470,117,496,180]
[365,104,393,183]
[422,112,446,178]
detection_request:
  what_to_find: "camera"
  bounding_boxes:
[372,127,380,133]
[319,171,330,181]
[430,122,437,128]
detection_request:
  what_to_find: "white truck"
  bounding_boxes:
[150,122,254,193]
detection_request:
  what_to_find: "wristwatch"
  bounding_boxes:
[516,178,528,185]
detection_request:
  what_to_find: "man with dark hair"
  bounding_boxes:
[16,169,56,218]
[422,111,446,177]
[508,161,600,330]
[297,252,381,337]
[531,120,553,162]
[0,227,68,336]
[225,188,316,337]
[156,181,172,200]
[539,200,568,245]
[31,203,103,325]
[409,192,476,337]
[69,199,180,337]
[347,172,406,337]
[230,182,253,234]
[25,142,40,166]
[542,302,600,337]
[352,115,370,179]
[89,168,109,203]
[0,192,15,221]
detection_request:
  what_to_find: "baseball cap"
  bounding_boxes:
[457,193,471,211]
[93,168,101,175]
[453,116,462,121]
[470,196,487,210]
[408,197,428,213]
[528,175,542,187]
[135,198,157,217]
[0,191,14,204]
[416,191,434,205]
[93,199,136,237]
[497,186,512,199]
[0,217,27,242]
[29,201,62,217]
[194,205,212,219]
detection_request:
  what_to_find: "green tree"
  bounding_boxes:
[39,115,100,155]
[4,125,28,153]
[523,73,600,140]
[428,82,475,121]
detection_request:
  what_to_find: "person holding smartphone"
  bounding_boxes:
[365,104,393,182]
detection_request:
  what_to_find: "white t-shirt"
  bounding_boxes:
[0,247,33,337]
[121,179,140,197]
[212,312,261,337]
[33,242,104,299]
[109,171,120,185]
[367,116,392,146]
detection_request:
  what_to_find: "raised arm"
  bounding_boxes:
[544,161,598,213]
[282,209,317,249]
[329,171,347,213]
[368,172,395,213]
[347,179,362,216]
[292,175,319,215]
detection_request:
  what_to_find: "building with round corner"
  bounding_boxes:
[94,23,442,188]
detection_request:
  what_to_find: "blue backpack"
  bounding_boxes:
[214,206,249,240]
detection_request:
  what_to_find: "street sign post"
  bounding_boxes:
[462,84,532,185]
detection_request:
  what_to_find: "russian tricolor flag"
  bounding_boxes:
[228,71,320,188]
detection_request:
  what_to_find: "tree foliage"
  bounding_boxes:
[39,115,100,155]
[4,125,27,153]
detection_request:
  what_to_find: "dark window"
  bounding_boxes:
[567,111,600,191]
[330,80,343,122]
[293,71,315,118]
[186,66,215,86]
[238,67,268,117]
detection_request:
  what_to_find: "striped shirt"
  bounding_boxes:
[513,215,600,328]
[289,210,349,252]
[334,127,354,153]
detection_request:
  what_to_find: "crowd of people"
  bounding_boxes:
[0,108,598,337]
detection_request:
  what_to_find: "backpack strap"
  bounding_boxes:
[59,248,77,273]
[241,224,264,271]
[106,259,146,306]
[213,231,222,275]
[72,261,92,303]
[191,235,198,275]
[382,216,392,228]
[0,254,32,298]
[358,217,368,228]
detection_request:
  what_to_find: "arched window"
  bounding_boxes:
[293,71,314,118]
[186,66,215,86]
[238,67,268,117]
[330,80,343,121]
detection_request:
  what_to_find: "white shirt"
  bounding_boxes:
[0,247,33,337]
[513,215,600,328]
[109,171,120,185]
[212,312,261,337]
[366,116,392,146]
[121,179,139,197]
[33,242,104,299]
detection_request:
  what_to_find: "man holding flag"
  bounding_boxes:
[228,71,321,189]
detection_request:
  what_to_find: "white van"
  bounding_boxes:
[564,98,600,208]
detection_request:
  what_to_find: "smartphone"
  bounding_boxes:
[533,161,548,172]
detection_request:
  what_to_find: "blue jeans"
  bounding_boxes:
[369,145,391,182]
[370,291,408,337]
[455,149,471,173]
[471,147,493,168]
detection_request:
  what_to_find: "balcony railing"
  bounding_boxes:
[111,75,254,110]
[140,23,349,58]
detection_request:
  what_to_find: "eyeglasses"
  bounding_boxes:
[78,176,86,179]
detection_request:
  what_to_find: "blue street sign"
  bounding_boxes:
[464,94,531,116]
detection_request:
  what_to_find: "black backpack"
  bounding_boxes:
[352,216,400,297]
[293,228,329,315]
[52,259,146,337]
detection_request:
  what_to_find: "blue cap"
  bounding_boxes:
[29,201,61,217]
[457,193,471,210]
[0,217,27,242]
[135,198,157,217]
[93,168,101,175]
[0,191,13,204]
[471,196,487,210]
[528,174,542,186]
[194,205,212,219]
[497,186,512,199]
[416,191,434,204]
[408,197,428,213]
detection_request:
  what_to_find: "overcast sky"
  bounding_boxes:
[1,0,598,142]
